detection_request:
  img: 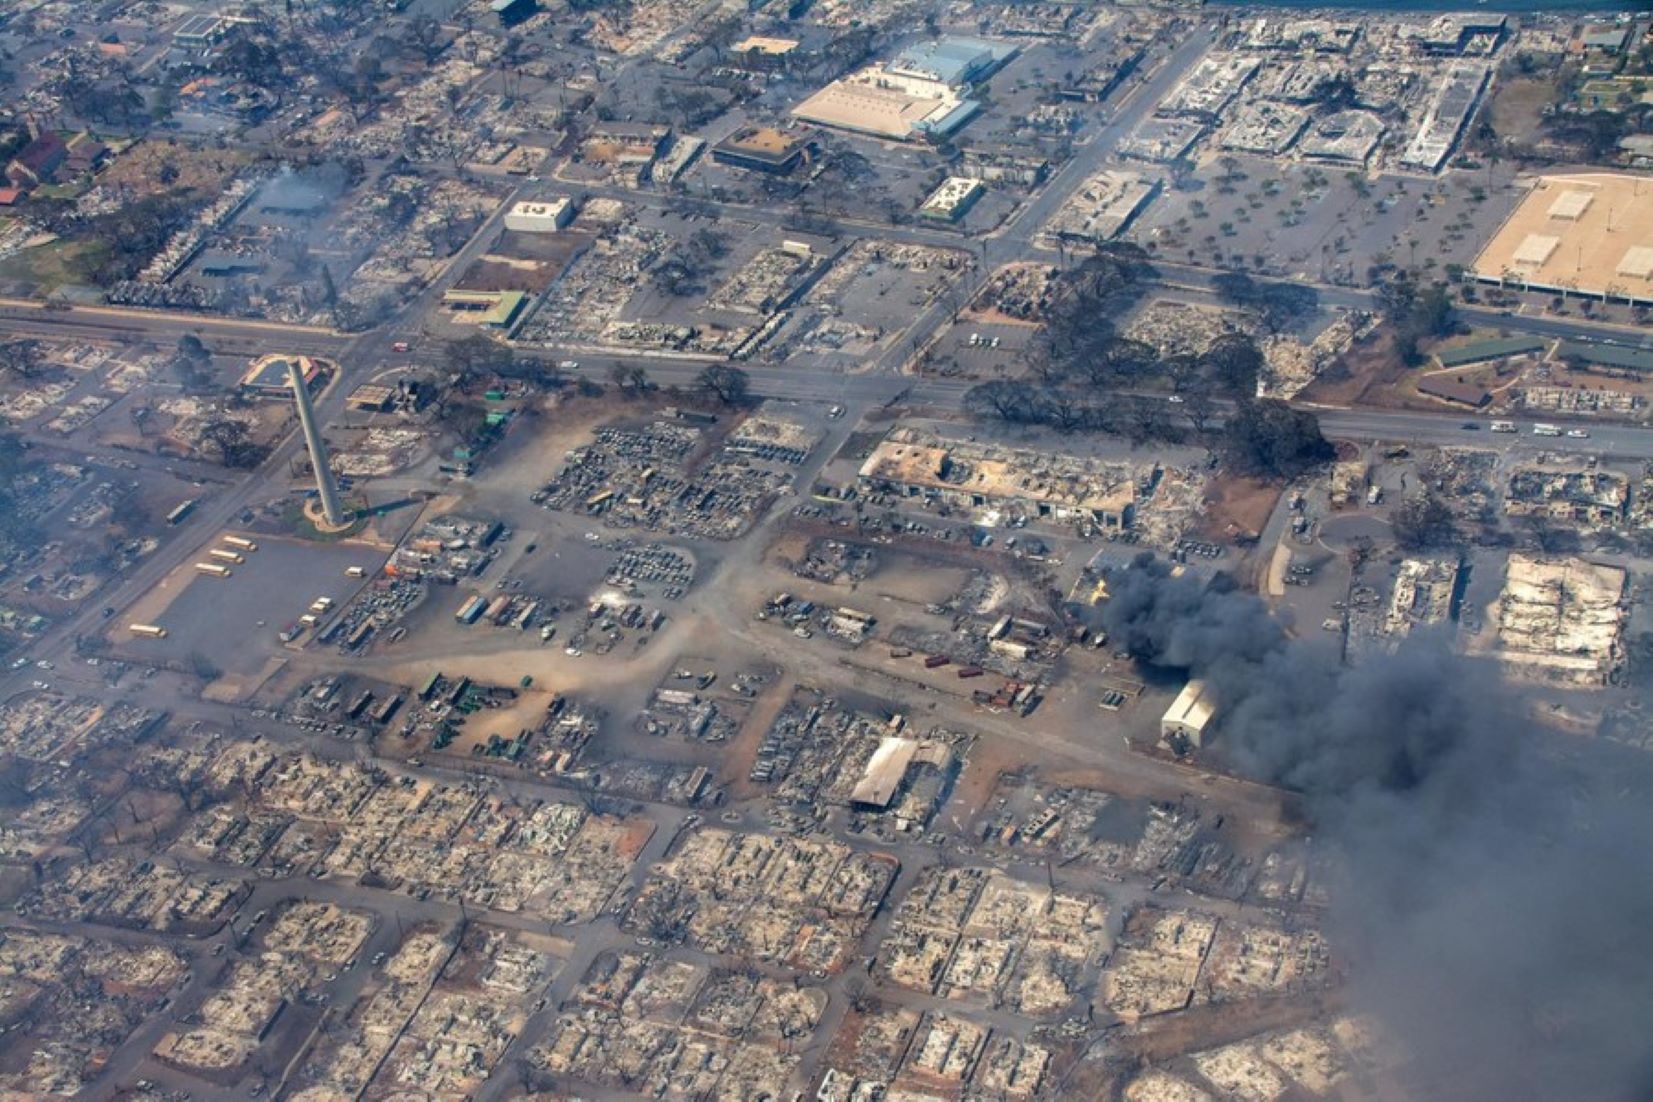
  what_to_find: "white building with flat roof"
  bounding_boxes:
[1161,678,1216,749]
[919,177,984,222]
[503,198,574,233]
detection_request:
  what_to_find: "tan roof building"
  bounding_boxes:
[850,737,920,808]
[792,80,971,141]
[711,125,813,175]
[732,35,798,55]
[1473,173,1653,304]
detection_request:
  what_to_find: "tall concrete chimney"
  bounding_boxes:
[288,359,345,527]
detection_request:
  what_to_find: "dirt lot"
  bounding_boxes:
[1486,73,1558,148]
[1196,474,1280,544]
[1298,330,1409,408]
[1114,993,1345,1065]
[98,141,254,202]
[717,671,799,801]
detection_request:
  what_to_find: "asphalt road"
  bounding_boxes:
[1145,262,1653,350]
[1315,408,1653,456]
[981,31,1220,265]
[553,357,1653,458]
[2,186,531,681]
[1,24,1649,694]
[860,30,1222,375]
[0,299,353,356]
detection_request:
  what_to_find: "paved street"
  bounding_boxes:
[0,0,1645,1097]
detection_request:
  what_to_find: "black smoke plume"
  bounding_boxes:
[1099,553,1653,1102]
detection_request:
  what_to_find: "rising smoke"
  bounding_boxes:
[1099,553,1653,1102]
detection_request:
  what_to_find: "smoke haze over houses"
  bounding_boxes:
[1100,553,1653,1101]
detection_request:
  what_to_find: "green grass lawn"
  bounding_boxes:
[33,181,87,200]
[0,237,106,294]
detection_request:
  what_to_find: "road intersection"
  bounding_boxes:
[2,29,1648,691]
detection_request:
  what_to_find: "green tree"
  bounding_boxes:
[696,363,750,406]
[1379,275,1455,364]
[1199,333,1265,398]
[213,28,287,93]
[964,380,1036,422]
[0,340,43,379]
[174,334,214,390]
[1222,399,1334,480]
[74,194,195,286]
[199,418,261,468]
[1392,492,1457,550]
[442,334,511,390]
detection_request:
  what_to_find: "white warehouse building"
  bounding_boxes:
[1160,678,1216,749]
[503,198,575,233]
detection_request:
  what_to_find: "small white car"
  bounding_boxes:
[1566,429,1589,439]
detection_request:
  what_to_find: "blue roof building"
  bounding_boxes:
[888,37,1016,88]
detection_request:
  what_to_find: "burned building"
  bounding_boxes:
[711,126,814,176]
[857,428,1142,529]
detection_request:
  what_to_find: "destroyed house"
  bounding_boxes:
[584,122,670,163]
[728,35,799,73]
[857,432,1138,528]
[1506,466,1629,526]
